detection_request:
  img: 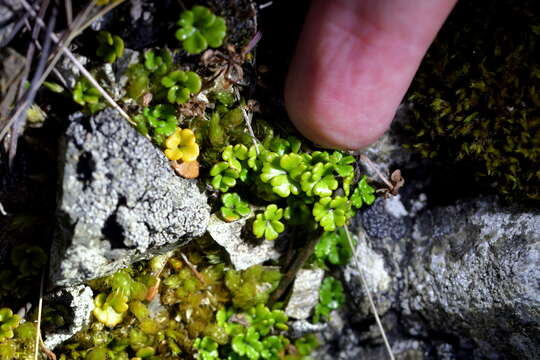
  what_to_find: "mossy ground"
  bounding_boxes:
[405,0,540,202]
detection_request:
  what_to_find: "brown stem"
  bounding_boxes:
[360,154,393,190]
[268,229,323,306]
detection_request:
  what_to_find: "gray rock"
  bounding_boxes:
[50,109,209,286]
[403,197,540,359]
[207,213,280,270]
[359,197,412,242]
[343,230,393,317]
[285,268,324,320]
[288,320,327,339]
[43,285,94,350]
[338,196,539,360]
[55,54,89,90]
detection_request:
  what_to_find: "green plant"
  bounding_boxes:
[252,204,285,241]
[126,63,150,101]
[225,265,281,310]
[90,269,149,327]
[260,152,306,198]
[0,308,20,340]
[176,5,227,54]
[208,135,376,241]
[220,193,250,222]
[0,322,35,360]
[247,303,288,335]
[287,335,319,360]
[144,48,173,76]
[210,162,241,192]
[314,227,356,267]
[210,145,251,192]
[193,336,220,360]
[195,304,290,360]
[313,276,345,323]
[313,196,352,232]
[160,70,202,104]
[73,77,105,113]
[93,291,128,327]
[96,31,124,63]
[300,162,338,198]
[350,176,376,209]
[134,104,178,144]
[0,244,48,304]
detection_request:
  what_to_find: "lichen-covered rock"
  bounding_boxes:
[43,285,94,350]
[50,109,209,286]
[338,196,540,360]
[403,197,540,359]
[207,214,279,270]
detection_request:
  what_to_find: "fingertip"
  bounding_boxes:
[285,0,457,150]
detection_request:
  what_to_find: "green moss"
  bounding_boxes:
[406,0,540,201]
[0,318,36,360]
[56,242,291,359]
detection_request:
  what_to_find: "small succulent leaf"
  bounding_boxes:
[270,174,291,197]
[203,17,227,47]
[270,220,285,234]
[222,176,237,188]
[113,36,124,57]
[279,153,303,171]
[253,216,266,238]
[264,225,279,241]
[183,31,208,54]
[175,26,195,41]
[221,207,239,222]
[222,192,237,207]
[260,163,286,183]
[210,162,229,176]
[237,204,251,217]
[233,144,249,160]
[178,10,194,27]
[185,71,202,93]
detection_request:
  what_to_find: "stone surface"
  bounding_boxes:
[404,197,540,359]
[43,285,94,350]
[285,268,324,320]
[207,213,280,271]
[50,109,209,286]
[325,195,540,360]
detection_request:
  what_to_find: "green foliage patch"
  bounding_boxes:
[209,137,374,240]
[96,31,124,63]
[313,276,345,323]
[176,5,227,54]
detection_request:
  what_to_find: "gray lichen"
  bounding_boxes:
[50,109,210,287]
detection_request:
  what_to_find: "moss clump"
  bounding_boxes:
[56,241,288,359]
[0,317,36,360]
[406,0,540,201]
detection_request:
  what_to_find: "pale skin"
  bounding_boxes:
[285,0,458,150]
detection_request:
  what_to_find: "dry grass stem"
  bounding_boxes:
[344,226,395,360]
